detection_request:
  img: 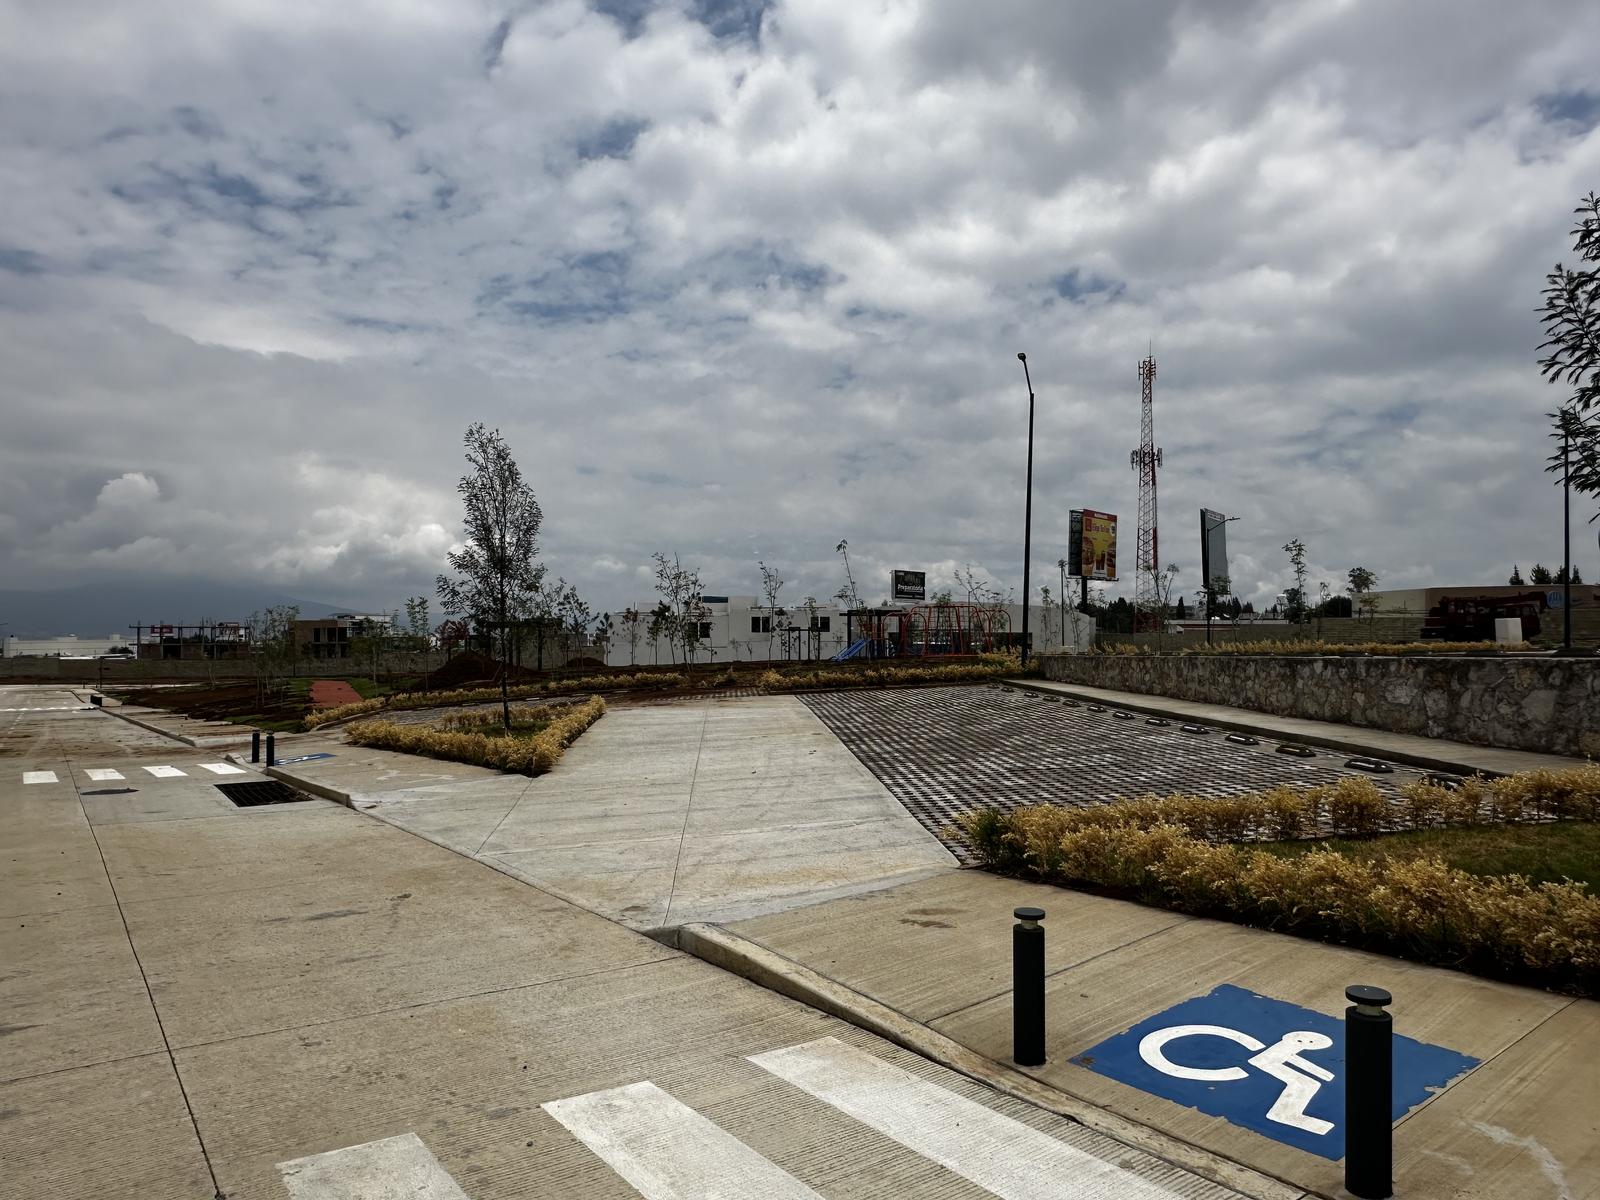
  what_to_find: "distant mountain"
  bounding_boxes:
[0,580,354,637]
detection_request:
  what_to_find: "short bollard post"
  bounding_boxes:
[1345,984,1394,1199]
[265,732,276,768]
[1012,906,1046,1066]
[251,730,261,763]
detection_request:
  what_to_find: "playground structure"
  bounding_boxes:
[833,602,1013,661]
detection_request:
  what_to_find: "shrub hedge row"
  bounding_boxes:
[961,766,1600,996]
[304,672,684,729]
[757,655,1029,692]
[344,696,606,774]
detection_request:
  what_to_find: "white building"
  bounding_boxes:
[2,634,130,658]
[599,595,1094,668]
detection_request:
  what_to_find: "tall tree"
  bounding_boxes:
[1509,565,1525,585]
[1541,194,1600,520]
[1282,539,1310,633]
[833,539,860,612]
[1530,563,1554,585]
[652,552,703,665]
[436,423,546,728]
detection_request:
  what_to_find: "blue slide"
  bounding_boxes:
[831,637,871,662]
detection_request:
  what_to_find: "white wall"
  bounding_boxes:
[601,598,1094,666]
[2,634,127,657]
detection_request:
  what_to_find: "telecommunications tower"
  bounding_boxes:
[1129,354,1162,627]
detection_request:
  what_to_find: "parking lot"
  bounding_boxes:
[802,685,1410,860]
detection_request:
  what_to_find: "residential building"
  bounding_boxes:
[294,613,395,660]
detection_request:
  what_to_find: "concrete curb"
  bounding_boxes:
[1004,679,1512,777]
[661,922,1313,1200]
[100,704,213,747]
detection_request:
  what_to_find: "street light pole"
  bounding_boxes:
[1564,418,1572,651]
[1017,352,1037,669]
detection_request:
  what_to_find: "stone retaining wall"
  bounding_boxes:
[1039,652,1600,757]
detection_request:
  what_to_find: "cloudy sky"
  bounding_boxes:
[3,0,1599,621]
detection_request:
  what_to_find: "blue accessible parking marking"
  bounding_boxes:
[1071,984,1479,1160]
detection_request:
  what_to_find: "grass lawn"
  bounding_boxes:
[1256,822,1600,890]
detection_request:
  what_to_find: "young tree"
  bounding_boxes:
[593,613,614,665]
[402,596,432,690]
[833,539,861,612]
[436,423,546,728]
[1150,564,1181,651]
[646,601,672,665]
[246,604,299,710]
[1282,539,1310,634]
[554,580,592,666]
[1039,585,1055,648]
[758,559,785,661]
[620,607,643,666]
[1540,192,1600,513]
[1509,565,1525,586]
[1530,563,1554,585]
[1347,566,1378,624]
[652,553,703,665]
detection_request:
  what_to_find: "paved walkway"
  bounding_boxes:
[1,685,1251,1199]
[1009,680,1580,775]
[264,694,957,929]
[725,871,1600,1200]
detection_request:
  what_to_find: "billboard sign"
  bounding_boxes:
[1201,509,1230,594]
[1080,509,1118,581]
[892,570,926,602]
[1068,511,1084,577]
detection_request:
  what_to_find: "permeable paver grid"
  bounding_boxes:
[801,685,1406,862]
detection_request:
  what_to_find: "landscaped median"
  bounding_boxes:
[304,671,682,729]
[962,766,1600,997]
[344,695,606,774]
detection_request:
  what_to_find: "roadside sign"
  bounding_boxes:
[892,570,926,602]
[1071,984,1478,1159]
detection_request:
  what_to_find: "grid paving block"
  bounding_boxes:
[801,686,1403,862]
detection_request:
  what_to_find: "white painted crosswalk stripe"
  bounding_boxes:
[84,768,125,781]
[199,762,246,775]
[749,1037,1182,1200]
[277,1132,469,1199]
[23,770,59,784]
[543,1080,826,1200]
[142,765,187,778]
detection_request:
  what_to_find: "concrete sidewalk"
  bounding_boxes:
[261,694,958,929]
[1008,679,1579,775]
[721,870,1599,1200]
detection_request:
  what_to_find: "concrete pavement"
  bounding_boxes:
[1,685,1258,1198]
[261,694,957,929]
[723,870,1600,1200]
[1007,679,1582,775]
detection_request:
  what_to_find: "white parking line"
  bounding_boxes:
[749,1037,1181,1200]
[277,1132,468,1199]
[84,768,125,781]
[543,1080,826,1199]
[199,762,246,775]
[23,770,59,784]
[142,765,187,778]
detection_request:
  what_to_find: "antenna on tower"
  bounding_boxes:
[1130,354,1163,630]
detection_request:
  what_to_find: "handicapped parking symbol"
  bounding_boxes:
[1073,984,1479,1160]
[1139,1024,1336,1135]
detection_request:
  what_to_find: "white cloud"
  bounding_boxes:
[1,0,1598,621]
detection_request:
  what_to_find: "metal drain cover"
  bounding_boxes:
[215,780,309,807]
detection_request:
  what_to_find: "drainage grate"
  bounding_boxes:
[215,780,309,807]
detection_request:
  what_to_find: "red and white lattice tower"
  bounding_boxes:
[1129,355,1163,627]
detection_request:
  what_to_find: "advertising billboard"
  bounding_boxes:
[1201,509,1230,593]
[1081,509,1118,581]
[892,570,926,602]
[1068,511,1084,577]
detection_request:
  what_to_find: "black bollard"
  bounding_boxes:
[1012,906,1046,1066]
[251,730,261,763]
[265,732,276,768]
[1345,984,1394,1199]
